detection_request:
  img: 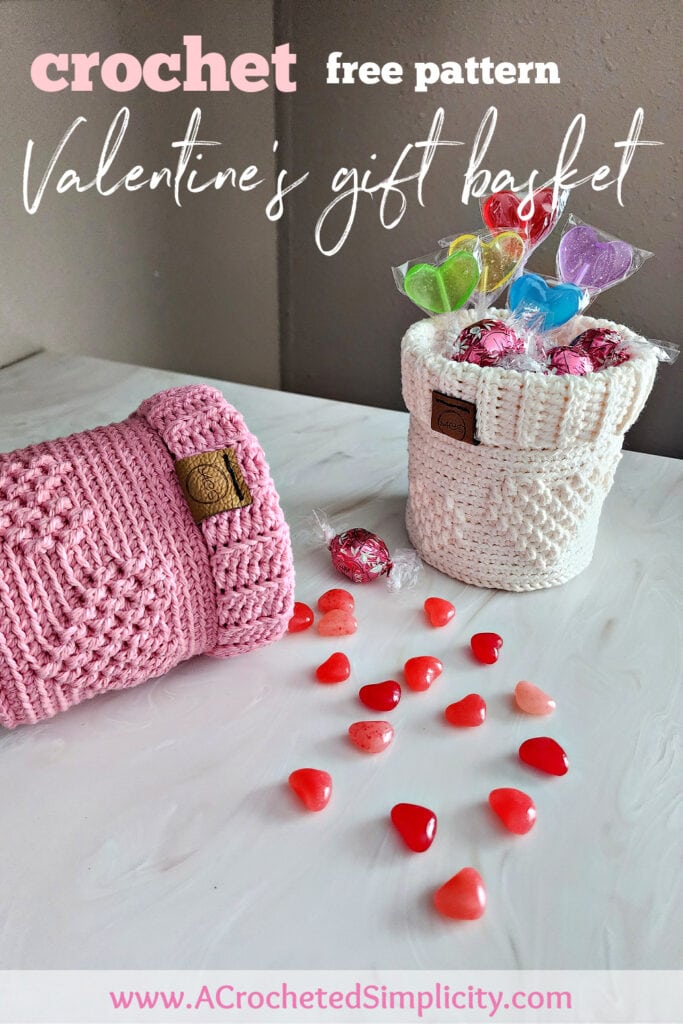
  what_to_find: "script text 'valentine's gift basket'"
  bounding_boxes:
[393,191,677,591]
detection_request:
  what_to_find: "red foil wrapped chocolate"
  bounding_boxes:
[548,345,594,376]
[329,528,392,584]
[454,318,524,367]
[570,327,629,370]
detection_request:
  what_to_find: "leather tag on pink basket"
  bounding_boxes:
[175,447,253,523]
[431,391,479,445]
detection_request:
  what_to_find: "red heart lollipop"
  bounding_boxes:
[482,187,558,247]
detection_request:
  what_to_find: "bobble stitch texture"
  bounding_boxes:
[0,386,294,728]
[401,309,658,591]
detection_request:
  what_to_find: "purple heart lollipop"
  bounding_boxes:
[558,225,633,291]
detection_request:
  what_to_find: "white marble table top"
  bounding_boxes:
[0,352,681,971]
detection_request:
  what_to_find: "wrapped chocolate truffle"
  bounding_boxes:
[312,510,421,590]
[548,345,594,376]
[570,327,629,370]
[453,318,524,366]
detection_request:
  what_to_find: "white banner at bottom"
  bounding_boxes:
[0,970,680,1024]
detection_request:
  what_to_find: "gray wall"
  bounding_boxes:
[277,0,682,457]
[0,0,280,387]
[0,0,680,457]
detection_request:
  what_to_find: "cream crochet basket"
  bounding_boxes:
[401,309,658,591]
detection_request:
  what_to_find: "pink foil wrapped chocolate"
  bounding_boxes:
[548,345,594,376]
[453,318,524,366]
[329,527,392,583]
[570,327,630,370]
[311,510,421,589]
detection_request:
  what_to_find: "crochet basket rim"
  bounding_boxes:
[403,307,658,394]
[401,309,659,450]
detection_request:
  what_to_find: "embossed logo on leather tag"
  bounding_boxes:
[431,391,479,445]
[174,447,252,523]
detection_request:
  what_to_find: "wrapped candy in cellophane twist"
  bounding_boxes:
[311,510,422,591]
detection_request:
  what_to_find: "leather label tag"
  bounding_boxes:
[431,391,479,445]
[174,447,252,523]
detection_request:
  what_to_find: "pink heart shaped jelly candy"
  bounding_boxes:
[317,609,357,636]
[348,721,394,753]
[514,681,555,716]
[434,867,486,920]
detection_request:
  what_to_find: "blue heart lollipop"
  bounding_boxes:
[509,273,585,330]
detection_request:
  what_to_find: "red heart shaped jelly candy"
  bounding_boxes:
[424,597,456,628]
[316,652,350,684]
[470,633,503,665]
[318,588,355,613]
[444,693,486,727]
[288,601,314,632]
[482,186,557,246]
[488,788,536,834]
[519,737,568,776]
[404,656,443,691]
[359,680,401,712]
[348,721,394,753]
[434,867,486,920]
[288,768,332,811]
[390,803,437,852]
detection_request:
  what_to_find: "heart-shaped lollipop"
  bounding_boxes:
[404,250,480,314]
[509,273,584,331]
[557,224,633,291]
[448,231,525,293]
[482,187,559,247]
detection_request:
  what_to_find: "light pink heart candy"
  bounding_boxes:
[514,680,556,716]
[348,721,394,753]
[317,609,358,637]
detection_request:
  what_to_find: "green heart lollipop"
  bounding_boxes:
[404,250,480,314]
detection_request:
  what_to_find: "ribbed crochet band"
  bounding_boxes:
[137,386,295,657]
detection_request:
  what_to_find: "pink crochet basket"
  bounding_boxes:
[0,385,295,728]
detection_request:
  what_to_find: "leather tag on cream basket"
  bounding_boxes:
[430,391,479,445]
